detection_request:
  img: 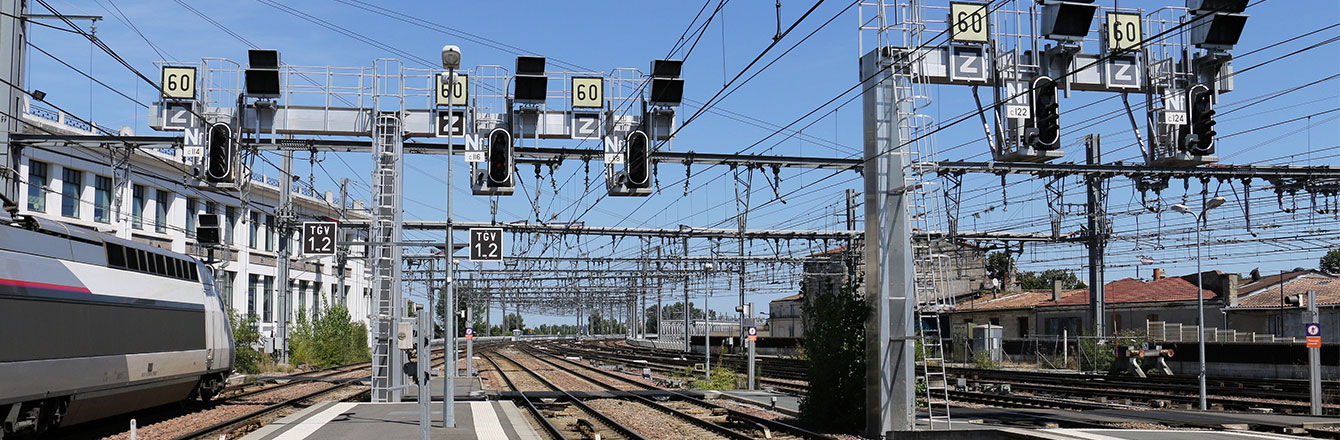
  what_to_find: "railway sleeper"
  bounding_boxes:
[573,418,602,440]
[725,413,772,439]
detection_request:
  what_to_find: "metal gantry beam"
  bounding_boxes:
[925,161,1340,181]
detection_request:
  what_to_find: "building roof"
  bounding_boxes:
[953,276,1217,312]
[771,293,803,303]
[956,289,1084,311]
[1230,273,1340,309]
[1039,277,1211,306]
[1236,270,1309,295]
[806,246,849,258]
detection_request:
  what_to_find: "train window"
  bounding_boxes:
[137,250,149,273]
[106,243,126,268]
[187,263,199,281]
[167,257,179,278]
[155,254,167,277]
[146,251,156,274]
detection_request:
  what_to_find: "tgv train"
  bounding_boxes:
[0,213,233,436]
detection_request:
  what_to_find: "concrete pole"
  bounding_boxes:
[466,297,473,376]
[416,305,429,440]
[747,301,756,390]
[336,178,348,304]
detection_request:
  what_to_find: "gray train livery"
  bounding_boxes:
[0,213,233,437]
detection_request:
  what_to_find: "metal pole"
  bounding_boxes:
[442,67,455,428]
[747,302,756,390]
[704,271,711,380]
[417,305,429,440]
[683,237,691,353]
[1195,216,1207,411]
[466,292,473,376]
[336,178,348,304]
[0,0,24,202]
[862,48,916,436]
[1308,290,1321,415]
[277,150,293,365]
[1086,134,1106,338]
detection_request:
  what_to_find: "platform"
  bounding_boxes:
[241,400,541,440]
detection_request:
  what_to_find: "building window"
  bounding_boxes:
[1017,317,1029,338]
[263,276,274,322]
[132,185,145,229]
[298,280,308,316]
[61,168,82,218]
[264,215,275,251]
[218,270,235,311]
[26,160,48,212]
[155,190,172,233]
[186,198,198,238]
[249,211,260,248]
[94,175,112,223]
[225,206,237,245]
[248,274,259,318]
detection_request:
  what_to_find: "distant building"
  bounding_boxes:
[769,293,804,338]
[949,269,1241,337]
[1225,270,1340,341]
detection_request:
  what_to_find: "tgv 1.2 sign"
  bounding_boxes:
[469,228,504,262]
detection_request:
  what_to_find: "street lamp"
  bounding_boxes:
[1168,195,1226,411]
[441,44,461,430]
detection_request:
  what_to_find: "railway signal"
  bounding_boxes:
[623,130,651,189]
[1028,76,1061,150]
[1184,84,1217,156]
[205,123,233,183]
[486,128,514,190]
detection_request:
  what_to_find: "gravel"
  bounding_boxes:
[585,398,728,440]
[506,350,605,392]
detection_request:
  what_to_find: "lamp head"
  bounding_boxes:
[1170,204,1192,215]
[1206,196,1227,210]
[441,45,462,70]
[703,263,714,271]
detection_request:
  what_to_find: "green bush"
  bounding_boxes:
[799,284,869,433]
[229,310,263,374]
[290,303,371,369]
[972,350,998,370]
[690,366,738,390]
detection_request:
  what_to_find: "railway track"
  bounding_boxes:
[570,338,1339,415]
[482,349,645,440]
[516,343,833,440]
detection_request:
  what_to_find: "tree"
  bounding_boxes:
[1322,248,1340,275]
[1018,269,1087,290]
[799,284,868,432]
[502,313,525,332]
[986,251,1015,284]
[289,303,371,368]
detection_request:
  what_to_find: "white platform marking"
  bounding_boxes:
[272,402,356,440]
[471,401,508,439]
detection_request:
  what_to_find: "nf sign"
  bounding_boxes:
[302,221,338,255]
[747,326,758,342]
[469,228,504,262]
[465,327,475,340]
[1307,323,1321,348]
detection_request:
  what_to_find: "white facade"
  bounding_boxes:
[16,143,373,335]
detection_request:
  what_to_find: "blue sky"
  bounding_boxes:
[23,1,1340,326]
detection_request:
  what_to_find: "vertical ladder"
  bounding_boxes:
[369,59,406,403]
[890,0,954,429]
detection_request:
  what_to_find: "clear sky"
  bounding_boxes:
[22,1,1340,327]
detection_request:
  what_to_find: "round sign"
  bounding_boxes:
[465,327,474,336]
[1306,323,1320,337]
[747,326,757,336]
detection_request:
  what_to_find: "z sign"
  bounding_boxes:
[469,228,503,262]
[302,222,338,255]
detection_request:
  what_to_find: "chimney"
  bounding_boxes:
[1250,268,1262,282]
[1052,279,1063,302]
[1153,268,1165,280]
[1226,273,1241,307]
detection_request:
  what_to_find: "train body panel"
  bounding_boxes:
[0,216,233,434]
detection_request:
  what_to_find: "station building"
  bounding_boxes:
[14,97,374,343]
